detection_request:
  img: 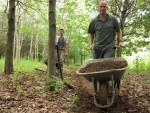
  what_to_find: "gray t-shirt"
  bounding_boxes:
[56,36,68,50]
[88,14,120,48]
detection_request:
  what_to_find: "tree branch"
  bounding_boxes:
[124,32,147,38]
[17,0,48,21]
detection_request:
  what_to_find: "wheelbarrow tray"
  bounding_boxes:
[76,58,127,82]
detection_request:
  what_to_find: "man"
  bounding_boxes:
[88,0,124,97]
[44,29,68,72]
[56,28,68,63]
[88,0,124,59]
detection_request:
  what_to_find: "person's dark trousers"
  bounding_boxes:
[92,47,116,93]
[93,47,116,59]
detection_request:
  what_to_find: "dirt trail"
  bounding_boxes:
[0,69,149,113]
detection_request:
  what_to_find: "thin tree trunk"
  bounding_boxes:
[34,35,39,59]
[15,6,22,62]
[48,0,56,76]
[120,0,129,32]
[28,35,33,59]
[13,33,16,58]
[16,32,23,61]
[4,0,16,74]
[15,18,21,61]
[65,38,69,65]
[117,0,129,57]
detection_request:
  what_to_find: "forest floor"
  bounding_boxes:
[0,68,150,113]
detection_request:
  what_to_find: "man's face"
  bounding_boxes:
[99,1,108,15]
[60,30,64,36]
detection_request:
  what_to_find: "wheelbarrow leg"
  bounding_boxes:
[114,80,121,96]
[114,80,120,89]
[93,78,98,93]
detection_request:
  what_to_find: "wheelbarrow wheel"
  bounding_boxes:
[93,80,115,108]
[100,82,109,104]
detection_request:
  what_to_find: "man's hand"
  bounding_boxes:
[90,33,94,50]
[118,42,124,48]
[116,31,124,48]
[90,43,94,50]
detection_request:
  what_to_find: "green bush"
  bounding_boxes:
[68,95,79,107]
[126,56,150,75]
[0,58,4,72]
[46,77,65,92]
[0,58,45,73]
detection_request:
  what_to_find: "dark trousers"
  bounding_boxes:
[92,47,116,93]
[93,47,116,59]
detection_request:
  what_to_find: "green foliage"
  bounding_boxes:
[14,59,45,73]
[56,0,92,64]
[0,58,45,73]
[0,58,4,72]
[68,94,79,107]
[46,77,65,92]
[0,0,150,68]
[63,79,72,85]
[126,56,150,75]
[12,72,23,93]
[108,0,150,56]
[143,79,150,84]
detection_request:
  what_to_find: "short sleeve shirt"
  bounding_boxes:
[56,36,68,50]
[88,14,120,48]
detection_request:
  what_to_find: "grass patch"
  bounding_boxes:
[0,58,4,72]
[143,79,150,84]
[14,59,45,74]
[46,77,65,92]
[68,94,80,107]
[126,58,150,75]
[1,57,150,76]
[0,58,45,74]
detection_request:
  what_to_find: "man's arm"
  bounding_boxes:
[64,38,68,51]
[90,33,94,50]
[116,30,124,47]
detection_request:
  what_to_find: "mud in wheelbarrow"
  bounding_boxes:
[76,58,128,108]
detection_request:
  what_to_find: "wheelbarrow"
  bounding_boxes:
[76,58,128,108]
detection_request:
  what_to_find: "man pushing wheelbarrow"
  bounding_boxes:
[76,0,126,108]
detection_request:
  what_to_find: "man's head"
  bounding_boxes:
[98,0,108,16]
[59,28,64,37]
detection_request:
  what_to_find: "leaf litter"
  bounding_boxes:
[0,69,149,113]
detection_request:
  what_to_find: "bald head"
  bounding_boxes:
[99,0,108,5]
[99,0,108,16]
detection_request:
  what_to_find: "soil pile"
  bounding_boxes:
[80,58,128,73]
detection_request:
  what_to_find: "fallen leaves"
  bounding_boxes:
[0,70,149,113]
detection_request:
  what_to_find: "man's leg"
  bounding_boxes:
[93,48,103,59]
[92,48,103,92]
[60,50,65,63]
[103,47,116,58]
[103,47,121,92]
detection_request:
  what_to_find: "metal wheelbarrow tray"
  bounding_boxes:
[76,57,128,108]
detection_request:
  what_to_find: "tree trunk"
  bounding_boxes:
[29,35,33,59]
[120,0,129,33]
[48,0,56,76]
[4,0,16,74]
[73,56,76,63]
[34,35,39,59]
[117,0,129,57]
[15,15,22,62]
[80,53,83,65]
